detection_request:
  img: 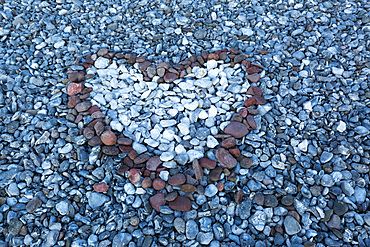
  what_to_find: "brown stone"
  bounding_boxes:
[134,154,151,164]
[117,137,132,145]
[246,73,261,83]
[128,150,138,160]
[150,193,166,212]
[156,62,170,69]
[244,97,256,107]
[199,158,216,169]
[209,167,223,182]
[216,183,224,191]
[88,105,100,115]
[164,72,177,82]
[224,121,248,139]
[141,177,152,188]
[221,137,236,149]
[246,66,260,74]
[181,184,197,193]
[168,174,186,186]
[230,48,239,54]
[68,96,81,109]
[139,61,151,72]
[234,54,247,63]
[91,111,105,119]
[275,224,284,235]
[169,196,192,212]
[67,71,85,82]
[93,182,109,193]
[67,83,84,96]
[83,127,95,139]
[146,156,162,171]
[117,164,129,174]
[152,178,166,191]
[100,131,117,146]
[219,52,228,60]
[231,113,243,122]
[88,136,102,146]
[119,145,133,153]
[254,95,267,105]
[97,48,108,57]
[80,93,90,100]
[165,191,178,202]
[259,50,268,55]
[246,86,262,96]
[192,159,203,180]
[238,108,248,118]
[128,168,141,184]
[75,101,92,112]
[229,148,241,158]
[208,53,219,60]
[235,190,244,204]
[216,148,237,169]
[94,121,104,136]
[254,192,265,206]
[136,56,146,63]
[246,115,257,130]
[102,146,119,156]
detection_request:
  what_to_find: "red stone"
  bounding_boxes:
[117,165,129,174]
[246,73,261,83]
[238,156,253,168]
[83,127,95,139]
[238,108,248,118]
[74,115,83,124]
[246,86,263,96]
[152,178,166,191]
[150,193,166,212]
[117,137,132,146]
[242,60,251,68]
[224,121,248,139]
[119,145,133,153]
[221,137,236,149]
[146,156,162,171]
[168,174,186,186]
[165,191,178,202]
[68,96,81,109]
[254,95,267,105]
[91,111,105,119]
[216,183,224,191]
[67,82,84,96]
[208,53,219,60]
[88,105,100,115]
[75,101,92,112]
[164,72,177,82]
[199,158,216,169]
[93,182,109,193]
[134,154,151,164]
[141,177,152,188]
[94,121,104,136]
[229,148,241,158]
[216,148,237,169]
[128,150,138,160]
[128,168,141,184]
[100,131,117,146]
[246,115,257,129]
[244,97,257,107]
[230,48,239,54]
[246,66,260,74]
[259,50,268,55]
[67,71,85,82]
[192,159,203,181]
[169,196,192,212]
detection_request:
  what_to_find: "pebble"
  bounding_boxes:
[250,211,266,231]
[185,220,198,240]
[216,148,237,168]
[168,174,186,186]
[284,216,301,235]
[204,184,218,197]
[224,122,249,139]
[87,192,109,208]
[169,196,192,212]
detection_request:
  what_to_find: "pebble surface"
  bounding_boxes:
[1,0,370,247]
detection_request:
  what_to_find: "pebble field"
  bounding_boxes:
[0,0,370,247]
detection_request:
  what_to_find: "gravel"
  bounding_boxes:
[1,0,370,246]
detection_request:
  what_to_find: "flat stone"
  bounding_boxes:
[224,121,248,138]
[88,136,102,146]
[246,115,257,129]
[141,177,152,188]
[192,159,203,180]
[168,174,186,186]
[102,146,119,156]
[284,216,301,235]
[169,196,192,212]
[134,154,151,164]
[94,121,104,136]
[221,137,236,149]
[165,191,178,202]
[93,182,109,193]
[164,72,177,82]
[150,193,166,212]
[75,101,92,112]
[181,184,197,193]
[117,137,133,145]
[246,73,261,83]
[234,54,247,63]
[67,71,85,82]
[146,156,162,171]
[216,148,237,169]
[152,178,166,190]
[199,158,217,169]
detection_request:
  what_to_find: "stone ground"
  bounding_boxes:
[0,0,370,247]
